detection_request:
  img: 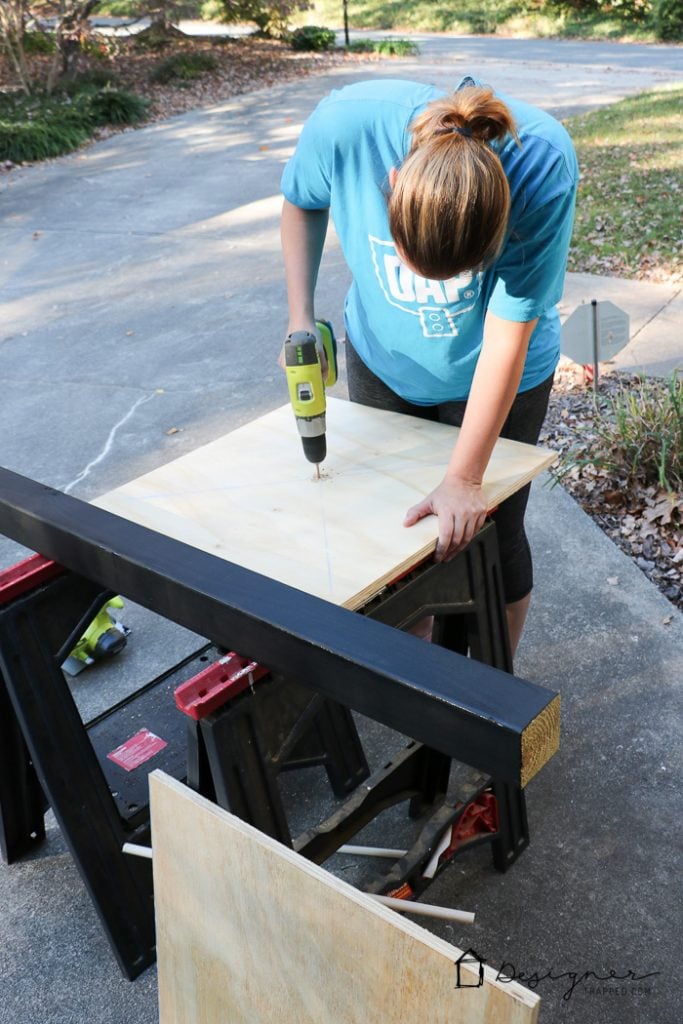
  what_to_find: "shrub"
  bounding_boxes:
[60,69,118,96]
[22,31,56,55]
[202,1,312,38]
[653,0,683,37]
[87,88,149,126]
[0,86,148,163]
[289,25,337,50]
[0,114,89,162]
[150,51,219,82]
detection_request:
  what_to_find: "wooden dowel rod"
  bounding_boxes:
[368,894,474,924]
[338,844,408,859]
[123,842,153,860]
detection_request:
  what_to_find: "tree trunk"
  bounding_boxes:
[46,0,101,93]
[0,3,33,94]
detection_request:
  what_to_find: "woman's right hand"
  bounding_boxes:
[278,323,328,380]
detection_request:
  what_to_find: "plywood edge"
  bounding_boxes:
[483,447,557,509]
[150,771,540,1017]
[520,693,561,788]
[341,540,436,610]
[339,443,557,611]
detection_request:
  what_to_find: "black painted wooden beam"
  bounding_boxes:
[0,467,559,786]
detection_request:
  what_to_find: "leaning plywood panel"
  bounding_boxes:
[95,398,555,611]
[151,772,539,1024]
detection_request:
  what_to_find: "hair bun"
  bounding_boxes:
[412,87,518,147]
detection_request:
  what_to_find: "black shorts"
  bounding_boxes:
[345,338,554,604]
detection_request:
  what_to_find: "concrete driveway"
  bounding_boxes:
[0,34,681,1024]
[1,36,680,521]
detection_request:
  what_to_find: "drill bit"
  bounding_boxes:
[316,464,321,480]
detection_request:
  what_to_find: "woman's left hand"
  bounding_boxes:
[404,476,488,562]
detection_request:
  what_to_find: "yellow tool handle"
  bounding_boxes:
[285,333,326,418]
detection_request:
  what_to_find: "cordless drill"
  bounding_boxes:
[284,319,337,474]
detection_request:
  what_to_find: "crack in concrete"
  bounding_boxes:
[630,286,682,342]
[63,392,155,494]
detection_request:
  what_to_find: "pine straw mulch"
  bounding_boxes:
[541,362,682,618]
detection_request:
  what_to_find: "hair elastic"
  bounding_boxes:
[451,125,473,138]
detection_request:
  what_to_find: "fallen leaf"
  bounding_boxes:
[662,615,673,626]
[607,576,619,586]
[165,427,180,435]
[126,330,134,336]
[644,494,678,526]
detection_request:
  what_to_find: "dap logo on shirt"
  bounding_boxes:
[369,236,482,339]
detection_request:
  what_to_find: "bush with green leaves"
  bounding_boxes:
[653,0,683,37]
[0,93,89,162]
[289,24,336,49]
[150,51,219,82]
[87,88,149,125]
[22,31,57,55]
[559,374,683,493]
[60,68,118,95]
[0,87,149,162]
[201,1,311,38]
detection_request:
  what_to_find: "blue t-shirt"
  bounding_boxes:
[281,78,579,404]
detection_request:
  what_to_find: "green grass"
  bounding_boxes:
[302,1,659,39]
[564,85,683,281]
[303,0,506,32]
[347,37,420,54]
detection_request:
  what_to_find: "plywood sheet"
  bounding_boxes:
[151,771,539,1024]
[94,398,555,610]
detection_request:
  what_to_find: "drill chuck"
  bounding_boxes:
[302,433,326,465]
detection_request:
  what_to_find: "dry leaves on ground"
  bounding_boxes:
[541,363,682,613]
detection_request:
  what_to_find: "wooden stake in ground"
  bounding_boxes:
[150,772,540,1024]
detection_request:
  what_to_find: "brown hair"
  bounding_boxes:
[388,87,520,280]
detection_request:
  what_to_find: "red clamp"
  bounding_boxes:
[0,553,65,607]
[174,652,270,720]
[439,791,499,866]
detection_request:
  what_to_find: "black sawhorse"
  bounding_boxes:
[182,524,527,898]
[0,558,369,978]
[0,468,559,981]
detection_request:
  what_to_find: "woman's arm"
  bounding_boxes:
[281,199,330,334]
[404,311,538,561]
